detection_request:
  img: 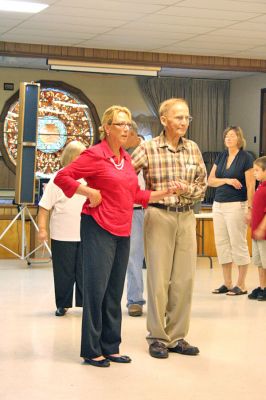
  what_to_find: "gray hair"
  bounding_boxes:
[60,141,86,167]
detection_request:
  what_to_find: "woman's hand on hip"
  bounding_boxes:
[88,188,102,207]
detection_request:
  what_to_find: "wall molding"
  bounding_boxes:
[1,40,266,72]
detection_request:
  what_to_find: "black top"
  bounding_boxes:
[214,149,253,202]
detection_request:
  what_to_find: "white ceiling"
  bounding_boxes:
[1,0,266,78]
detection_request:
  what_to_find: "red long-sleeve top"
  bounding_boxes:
[54,140,151,236]
[251,181,266,240]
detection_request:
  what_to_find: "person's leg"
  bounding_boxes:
[259,267,266,288]
[126,209,145,307]
[258,268,266,300]
[144,207,177,346]
[225,202,250,292]
[257,241,266,300]
[74,241,83,307]
[51,239,77,309]
[248,240,263,299]
[165,211,197,346]
[101,235,130,356]
[212,202,233,291]
[236,264,248,290]
[221,262,234,290]
[80,215,116,360]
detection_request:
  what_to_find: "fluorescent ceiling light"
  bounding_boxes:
[0,1,49,13]
[47,59,161,77]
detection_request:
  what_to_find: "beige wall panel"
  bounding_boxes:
[0,67,151,119]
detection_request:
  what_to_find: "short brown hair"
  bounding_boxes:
[99,105,132,140]
[159,98,188,117]
[60,141,86,167]
[254,156,266,171]
[223,126,246,149]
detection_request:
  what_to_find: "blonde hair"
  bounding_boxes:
[99,105,132,140]
[254,156,266,171]
[60,141,86,167]
[223,126,246,149]
[159,98,188,117]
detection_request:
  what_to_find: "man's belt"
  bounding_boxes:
[134,206,144,210]
[149,203,193,213]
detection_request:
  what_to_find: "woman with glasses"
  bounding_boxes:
[54,105,180,368]
[208,126,255,296]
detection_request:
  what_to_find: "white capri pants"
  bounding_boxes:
[212,201,250,266]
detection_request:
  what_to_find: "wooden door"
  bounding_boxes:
[260,89,266,156]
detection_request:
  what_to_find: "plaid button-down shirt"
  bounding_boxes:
[131,131,207,207]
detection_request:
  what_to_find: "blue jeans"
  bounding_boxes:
[126,209,146,307]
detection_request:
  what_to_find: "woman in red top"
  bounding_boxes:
[54,105,180,368]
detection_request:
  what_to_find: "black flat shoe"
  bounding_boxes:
[55,307,68,316]
[105,355,131,363]
[84,358,110,368]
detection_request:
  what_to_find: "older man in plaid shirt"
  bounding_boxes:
[131,98,207,359]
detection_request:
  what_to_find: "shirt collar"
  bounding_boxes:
[101,139,130,161]
[158,131,188,152]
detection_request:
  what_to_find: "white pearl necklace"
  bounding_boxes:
[109,157,124,170]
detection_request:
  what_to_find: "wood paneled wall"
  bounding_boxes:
[2,41,266,72]
[0,206,38,259]
[196,219,252,257]
[0,206,253,261]
[0,220,30,258]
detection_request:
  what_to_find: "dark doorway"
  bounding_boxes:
[260,89,266,156]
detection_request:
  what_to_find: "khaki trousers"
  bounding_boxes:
[144,207,197,347]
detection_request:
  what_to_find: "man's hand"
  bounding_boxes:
[253,226,266,240]
[168,180,188,194]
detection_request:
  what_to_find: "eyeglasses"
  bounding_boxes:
[176,115,193,123]
[111,122,132,129]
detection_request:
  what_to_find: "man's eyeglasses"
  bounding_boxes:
[111,122,132,129]
[176,116,193,123]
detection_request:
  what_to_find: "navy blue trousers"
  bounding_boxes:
[80,215,130,359]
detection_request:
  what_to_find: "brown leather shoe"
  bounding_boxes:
[128,304,143,317]
[149,341,169,359]
[169,339,199,356]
